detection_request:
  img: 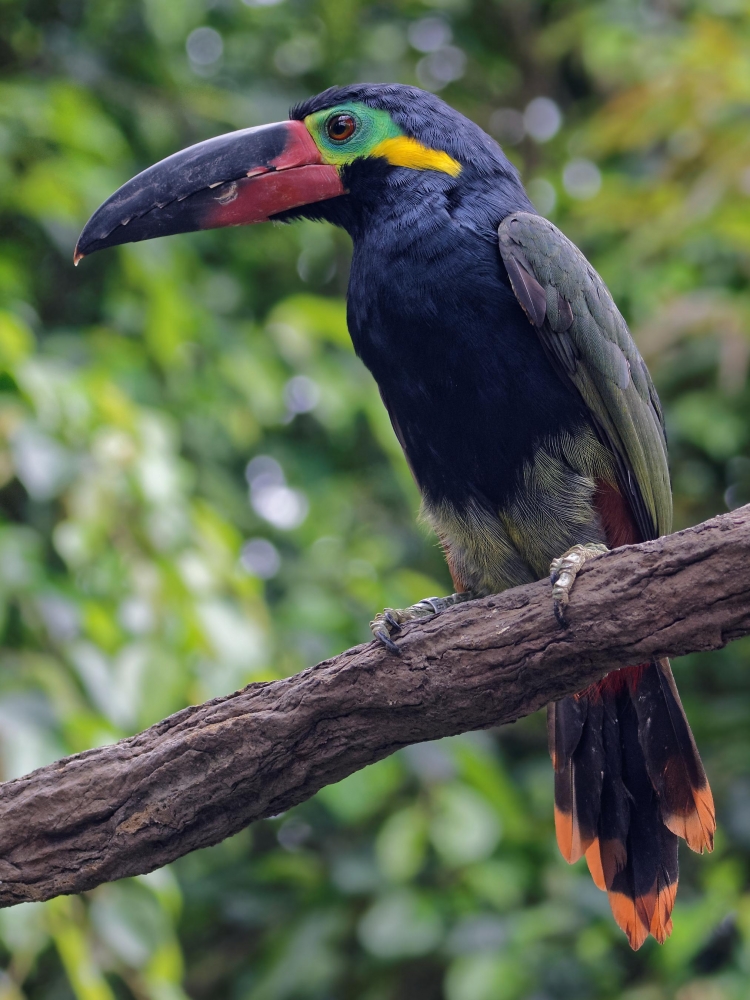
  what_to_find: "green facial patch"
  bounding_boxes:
[304,103,461,176]
[304,104,404,165]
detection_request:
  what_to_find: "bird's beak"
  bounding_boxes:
[74,119,345,263]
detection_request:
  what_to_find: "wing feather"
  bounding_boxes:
[498,212,671,541]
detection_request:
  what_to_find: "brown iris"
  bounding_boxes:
[327,113,357,142]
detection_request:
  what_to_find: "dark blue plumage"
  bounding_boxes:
[346,188,591,511]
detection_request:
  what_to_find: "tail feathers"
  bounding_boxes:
[548,696,586,862]
[587,695,629,893]
[549,660,710,950]
[607,691,679,949]
[547,697,586,771]
[650,826,679,945]
[584,839,606,891]
[549,696,603,863]
[630,659,715,854]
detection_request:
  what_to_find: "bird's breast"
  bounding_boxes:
[347,232,590,512]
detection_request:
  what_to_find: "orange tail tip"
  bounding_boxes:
[600,837,628,889]
[663,783,716,854]
[585,839,606,891]
[608,880,678,951]
[650,882,678,945]
[586,837,628,893]
[554,803,575,863]
[554,804,593,864]
[608,891,650,951]
[635,888,658,941]
[583,837,670,948]
[635,659,716,854]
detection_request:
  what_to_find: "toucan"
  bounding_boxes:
[76,83,715,949]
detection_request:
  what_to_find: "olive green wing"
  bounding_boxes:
[498,211,671,541]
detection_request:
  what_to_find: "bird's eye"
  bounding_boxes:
[327,114,357,142]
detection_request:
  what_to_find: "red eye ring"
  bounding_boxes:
[327,113,357,142]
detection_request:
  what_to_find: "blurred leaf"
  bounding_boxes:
[45,898,116,1000]
[318,755,404,824]
[429,783,502,866]
[357,889,443,959]
[0,311,33,369]
[445,953,530,1000]
[375,804,429,882]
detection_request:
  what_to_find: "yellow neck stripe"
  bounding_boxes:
[370,136,462,177]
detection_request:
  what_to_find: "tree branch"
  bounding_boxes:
[1,506,750,908]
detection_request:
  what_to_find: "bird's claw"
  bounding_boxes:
[370,592,474,654]
[550,543,608,627]
[373,627,402,655]
[384,611,402,633]
[370,600,440,654]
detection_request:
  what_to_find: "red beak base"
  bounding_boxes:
[202,164,344,230]
[74,119,345,262]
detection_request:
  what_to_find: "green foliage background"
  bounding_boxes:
[2,0,750,997]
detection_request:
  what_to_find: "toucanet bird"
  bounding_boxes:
[76,83,715,949]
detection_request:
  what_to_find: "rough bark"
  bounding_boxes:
[1,506,749,908]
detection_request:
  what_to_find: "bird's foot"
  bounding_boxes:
[371,591,475,655]
[550,543,609,626]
